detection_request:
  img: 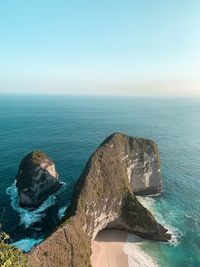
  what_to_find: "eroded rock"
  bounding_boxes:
[16,150,62,209]
[120,134,162,195]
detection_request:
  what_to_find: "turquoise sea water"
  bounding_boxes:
[0,95,199,266]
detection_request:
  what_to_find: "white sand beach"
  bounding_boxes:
[91,229,159,267]
[91,229,129,267]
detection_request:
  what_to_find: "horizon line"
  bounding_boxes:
[0,92,200,99]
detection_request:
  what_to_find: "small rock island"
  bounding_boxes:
[16,150,62,208]
[26,133,170,267]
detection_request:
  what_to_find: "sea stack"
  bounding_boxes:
[16,150,62,209]
[28,133,170,267]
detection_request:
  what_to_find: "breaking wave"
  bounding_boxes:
[124,234,159,267]
[6,181,66,228]
[58,206,68,220]
[13,238,43,252]
[137,196,182,246]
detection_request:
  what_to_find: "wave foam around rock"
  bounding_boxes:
[6,181,66,228]
[137,196,182,246]
[13,238,43,252]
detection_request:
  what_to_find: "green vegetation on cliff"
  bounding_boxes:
[0,232,27,267]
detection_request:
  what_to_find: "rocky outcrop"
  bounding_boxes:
[122,134,162,195]
[16,150,62,209]
[28,133,170,267]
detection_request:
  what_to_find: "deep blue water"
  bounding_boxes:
[0,95,199,266]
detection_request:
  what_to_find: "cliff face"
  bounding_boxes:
[123,135,162,195]
[28,133,170,267]
[16,150,62,209]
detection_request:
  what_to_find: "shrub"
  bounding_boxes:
[0,232,28,267]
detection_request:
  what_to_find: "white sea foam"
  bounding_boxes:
[58,206,68,220]
[6,181,66,228]
[123,234,159,267]
[137,196,181,246]
[13,238,43,252]
[184,214,198,224]
[137,196,156,213]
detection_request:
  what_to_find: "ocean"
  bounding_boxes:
[0,95,199,267]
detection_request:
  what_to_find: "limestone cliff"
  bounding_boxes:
[16,150,62,208]
[122,134,162,195]
[28,133,170,267]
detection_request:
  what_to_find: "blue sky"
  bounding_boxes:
[0,0,200,96]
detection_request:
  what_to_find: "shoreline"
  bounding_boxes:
[91,229,129,267]
[91,229,159,267]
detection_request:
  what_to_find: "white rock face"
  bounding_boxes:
[90,211,119,240]
[123,139,162,195]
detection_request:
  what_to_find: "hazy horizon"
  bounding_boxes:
[1,0,200,97]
